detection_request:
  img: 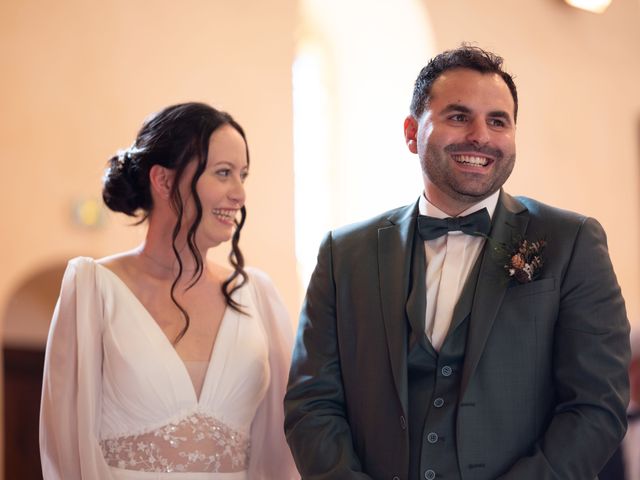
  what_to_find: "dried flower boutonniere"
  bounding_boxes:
[481,232,547,285]
[504,238,546,284]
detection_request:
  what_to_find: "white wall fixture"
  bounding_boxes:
[564,0,612,13]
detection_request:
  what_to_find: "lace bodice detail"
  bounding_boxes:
[100,413,250,473]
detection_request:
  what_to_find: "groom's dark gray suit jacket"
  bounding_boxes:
[285,191,630,480]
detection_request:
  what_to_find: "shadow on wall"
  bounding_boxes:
[3,261,66,480]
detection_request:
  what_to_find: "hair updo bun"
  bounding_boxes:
[100,102,250,342]
[102,148,151,216]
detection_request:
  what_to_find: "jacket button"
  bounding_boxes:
[433,397,444,408]
[400,415,407,430]
[425,470,436,480]
[392,477,400,480]
[441,365,453,377]
[427,432,438,443]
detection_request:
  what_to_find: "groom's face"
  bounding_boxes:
[404,68,516,215]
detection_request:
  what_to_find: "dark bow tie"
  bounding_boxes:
[417,208,491,241]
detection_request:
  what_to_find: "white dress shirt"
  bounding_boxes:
[419,191,500,351]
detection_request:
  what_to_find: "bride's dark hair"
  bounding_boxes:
[102,102,248,343]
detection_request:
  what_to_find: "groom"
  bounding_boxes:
[284,45,630,479]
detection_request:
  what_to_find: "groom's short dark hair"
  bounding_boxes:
[409,45,518,122]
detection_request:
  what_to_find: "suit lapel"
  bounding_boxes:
[406,225,432,353]
[378,202,418,416]
[460,191,529,397]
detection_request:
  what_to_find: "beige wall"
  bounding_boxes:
[0,0,299,320]
[423,0,640,323]
[1,0,639,475]
[0,0,297,472]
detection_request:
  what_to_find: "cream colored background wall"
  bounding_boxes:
[423,0,640,323]
[0,0,299,324]
[0,0,297,471]
[293,0,639,324]
[1,0,639,475]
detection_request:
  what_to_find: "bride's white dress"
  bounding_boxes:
[40,257,298,480]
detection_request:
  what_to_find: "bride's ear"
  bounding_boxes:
[149,165,175,199]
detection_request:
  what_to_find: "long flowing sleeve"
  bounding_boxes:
[246,268,299,480]
[39,257,113,480]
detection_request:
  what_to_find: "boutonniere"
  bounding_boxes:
[503,237,546,284]
[481,233,546,284]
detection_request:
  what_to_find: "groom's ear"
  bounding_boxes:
[404,116,418,154]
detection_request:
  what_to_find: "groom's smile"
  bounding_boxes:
[451,154,490,167]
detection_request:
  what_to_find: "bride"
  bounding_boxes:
[39,102,299,480]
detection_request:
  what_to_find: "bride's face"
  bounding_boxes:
[178,125,248,249]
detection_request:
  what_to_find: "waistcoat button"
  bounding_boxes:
[400,415,407,430]
[433,397,444,408]
[441,365,453,377]
[424,469,436,480]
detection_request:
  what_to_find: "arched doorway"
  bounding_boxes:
[3,262,66,480]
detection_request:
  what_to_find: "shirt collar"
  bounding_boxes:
[419,190,500,220]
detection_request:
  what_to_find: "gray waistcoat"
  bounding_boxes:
[406,229,483,480]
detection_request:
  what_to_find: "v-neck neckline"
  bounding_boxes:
[96,262,237,403]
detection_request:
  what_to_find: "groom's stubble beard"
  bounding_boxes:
[421,141,516,205]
